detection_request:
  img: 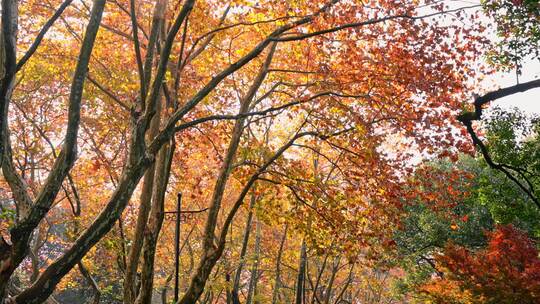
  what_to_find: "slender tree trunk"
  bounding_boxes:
[78,262,100,304]
[225,273,232,304]
[28,229,44,283]
[160,274,173,304]
[232,192,256,303]
[117,219,128,273]
[311,252,329,304]
[332,265,353,304]
[323,256,341,304]
[246,218,261,304]
[177,44,276,304]
[295,241,307,304]
[271,225,287,304]
[123,115,160,304]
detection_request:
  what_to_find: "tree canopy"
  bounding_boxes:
[0,0,539,303]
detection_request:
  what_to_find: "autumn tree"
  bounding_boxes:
[0,0,487,303]
[458,0,540,208]
[396,108,540,301]
[483,0,540,72]
[419,225,540,304]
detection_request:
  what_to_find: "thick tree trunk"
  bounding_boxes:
[0,237,12,302]
[12,148,150,303]
[135,139,174,304]
[2,1,193,301]
[0,0,18,169]
[123,88,163,304]
[1,0,106,301]
[123,1,167,300]
[0,0,19,297]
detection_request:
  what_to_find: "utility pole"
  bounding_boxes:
[174,192,182,303]
[163,192,208,303]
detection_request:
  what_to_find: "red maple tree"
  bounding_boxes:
[421,225,540,303]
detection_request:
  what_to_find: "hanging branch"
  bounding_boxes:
[457,79,540,210]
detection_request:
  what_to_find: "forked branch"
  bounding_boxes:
[457,79,540,209]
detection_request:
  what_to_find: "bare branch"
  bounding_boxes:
[87,75,130,111]
[182,5,231,67]
[173,91,369,132]
[129,0,146,101]
[272,5,481,42]
[218,127,354,248]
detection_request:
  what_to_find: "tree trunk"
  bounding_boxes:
[323,256,341,304]
[135,138,174,304]
[271,225,287,304]
[160,274,173,304]
[2,1,194,301]
[311,252,329,304]
[0,0,18,170]
[295,241,307,304]
[123,127,162,304]
[332,265,353,304]
[246,218,261,304]
[1,0,106,301]
[123,2,167,301]
[231,192,256,303]
[78,262,101,304]
[177,44,276,304]
[0,0,19,297]
[29,228,44,283]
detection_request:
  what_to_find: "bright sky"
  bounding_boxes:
[490,60,540,114]
[438,1,540,114]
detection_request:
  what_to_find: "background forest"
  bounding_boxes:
[0,0,539,303]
